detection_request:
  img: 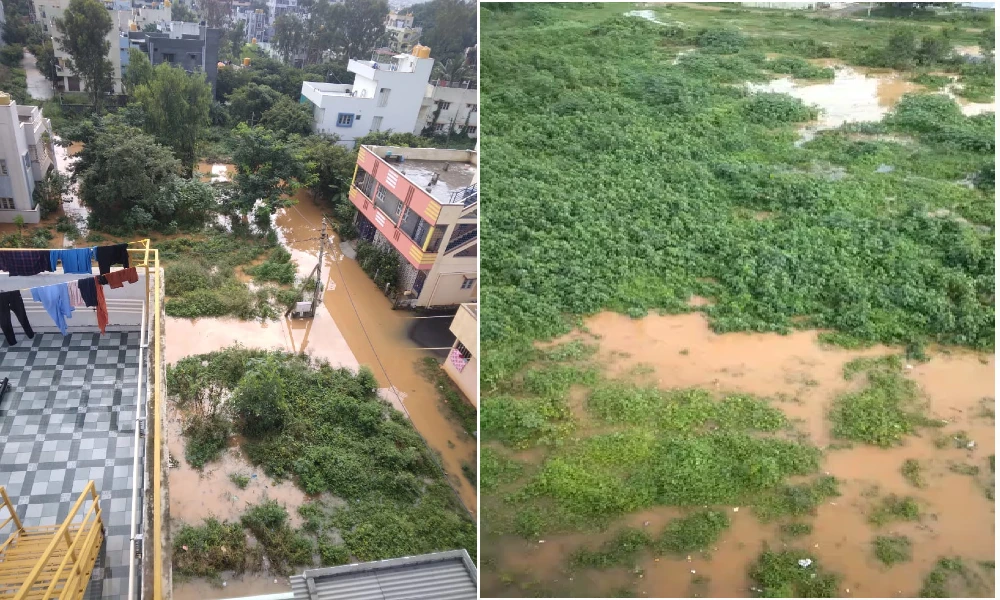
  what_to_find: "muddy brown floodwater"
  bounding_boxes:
[747,59,995,144]
[274,193,477,512]
[485,312,994,598]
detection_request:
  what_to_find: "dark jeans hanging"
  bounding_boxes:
[0,291,34,346]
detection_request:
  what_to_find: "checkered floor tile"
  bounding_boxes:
[1,332,143,600]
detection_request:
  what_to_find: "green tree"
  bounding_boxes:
[201,0,234,29]
[333,0,389,62]
[172,2,199,23]
[54,0,114,112]
[916,31,953,66]
[413,0,476,66]
[32,170,69,218]
[226,124,309,218]
[155,176,217,231]
[75,119,182,231]
[30,40,59,84]
[273,13,307,64]
[260,96,314,136]
[122,48,154,96]
[12,215,25,236]
[142,22,159,33]
[884,29,919,69]
[132,63,213,176]
[980,28,994,59]
[227,81,282,124]
[0,45,25,69]
[301,135,357,203]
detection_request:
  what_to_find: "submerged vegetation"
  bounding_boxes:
[167,347,475,564]
[482,3,993,598]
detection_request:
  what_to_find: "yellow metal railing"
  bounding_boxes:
[126,241,163,600]
[1,481,104,600]
[0,487,24,557]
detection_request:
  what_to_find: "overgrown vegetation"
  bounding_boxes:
[868,494,921,526]
[830,356,939,447]
[748,547,839,597]
[872,534,913,566]
[173,518,260,578]
[481,3,994,597]
[655,509,730,556]
[920,557,987,597]
[418,356,476,437]
[901,458,926,487]
[167,347,475,563]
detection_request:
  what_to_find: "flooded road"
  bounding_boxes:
[274,193,477,512]
[173,574,291,600]
[484,312,994,598]
[748,60,995,143]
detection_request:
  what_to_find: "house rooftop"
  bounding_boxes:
[363,145,478,205]
[290,549,477,600]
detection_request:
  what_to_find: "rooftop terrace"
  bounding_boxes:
[0,332,143,599]
[365,146,478,205]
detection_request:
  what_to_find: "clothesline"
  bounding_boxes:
[0,239,149,252]
[0,265,141,294]
[0,238,149,292]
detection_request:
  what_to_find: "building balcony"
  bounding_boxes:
[349,186,437,269]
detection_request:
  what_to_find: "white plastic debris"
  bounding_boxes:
[691,570,697,574]
[905,364,914,370]
[798,559,813,568]
[967,440,976,449]
[274,579,278,584]
[222,582,227,588]
[733,507,740,512]
[538,540,545,544]
[846,589,850,593]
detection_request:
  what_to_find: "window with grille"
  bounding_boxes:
[460,278,476,290]
[372,116,383,131]
[377,88,391,107]
[438,101,451,110]
[467,104,477,112]
[0,198,16,210]
[449,341,472,372]
[466,126,477,134]
[336,112,354,127]
[354,167,377,197]
[0,160,7,176]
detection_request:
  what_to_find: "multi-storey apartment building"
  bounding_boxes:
[300,47,434,146]
[350,144,478,309]
[385,9,421,53]
[0,93,56,224]
[415,78,478,138]
[126,21,222,93]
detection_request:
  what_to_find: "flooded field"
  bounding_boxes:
[483,312,995,598]
[748,60,995,144]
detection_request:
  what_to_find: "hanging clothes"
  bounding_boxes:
[50,247,96,274]
[30,283,74,336]
[77,276,98,308]
[0,250,54,276]
[95,244,130,275]
[104,267,138,289]
[66,279,86,308]
[0,291,34,346]
[93,276,108,334]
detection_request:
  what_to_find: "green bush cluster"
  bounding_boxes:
[240,500,314,575]
[167,347,475,563]
[872,535,913,566]
[655,509,731,556]
[173,518,259,578]
[748,548,839,597]
[356,240,402,293]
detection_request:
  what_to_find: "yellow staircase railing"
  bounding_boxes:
[0,482,105,600]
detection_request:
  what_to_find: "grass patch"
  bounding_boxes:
[748,547,839,597]
[778,522,813,538]
[183,414,230,469]
[920,557,986,597]
[869,494,921,526]
[481,447,524,492]
[655,509,731,556]
[240,500,314,576]
[901,459,925,488]
[754,476,840,522]
[418,356,476,437]
[830,359,933,447]
[948,462,980,476]
[173,518,260,578]
[229,472,251,489]
[162,233,299,320]
[569,527,653,569]
[872,534,912,566]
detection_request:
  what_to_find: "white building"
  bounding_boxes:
[0,93,56,224]
[385,10,421,53]
[233,3,269,44]
[300,47,434,147]
[33,0,172,94]
[443,302,477,403]
[415,79,478,138]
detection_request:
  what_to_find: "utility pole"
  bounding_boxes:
[311,218,327,315]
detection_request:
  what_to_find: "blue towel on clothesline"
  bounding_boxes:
[30,283,74,335]
[50,247,96,274]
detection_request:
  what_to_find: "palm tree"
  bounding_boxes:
[432,58,470,84]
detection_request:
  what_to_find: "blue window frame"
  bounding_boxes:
[336,113,354,127]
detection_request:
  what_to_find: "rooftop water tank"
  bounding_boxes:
[412,45,431,59]
[243,57,251,67]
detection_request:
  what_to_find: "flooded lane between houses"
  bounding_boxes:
[165,181,475,541]
[484,312,994,598]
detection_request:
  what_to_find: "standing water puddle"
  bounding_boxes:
[746,60,995,144]
[485,312,994,598]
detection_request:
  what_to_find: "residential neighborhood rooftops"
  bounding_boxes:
[289,549,477,600]
[364,145,478,205]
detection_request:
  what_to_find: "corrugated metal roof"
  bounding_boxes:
[290,549,476,600]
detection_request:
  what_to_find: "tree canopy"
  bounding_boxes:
[54,0,114,111]
[132,63,213,175]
